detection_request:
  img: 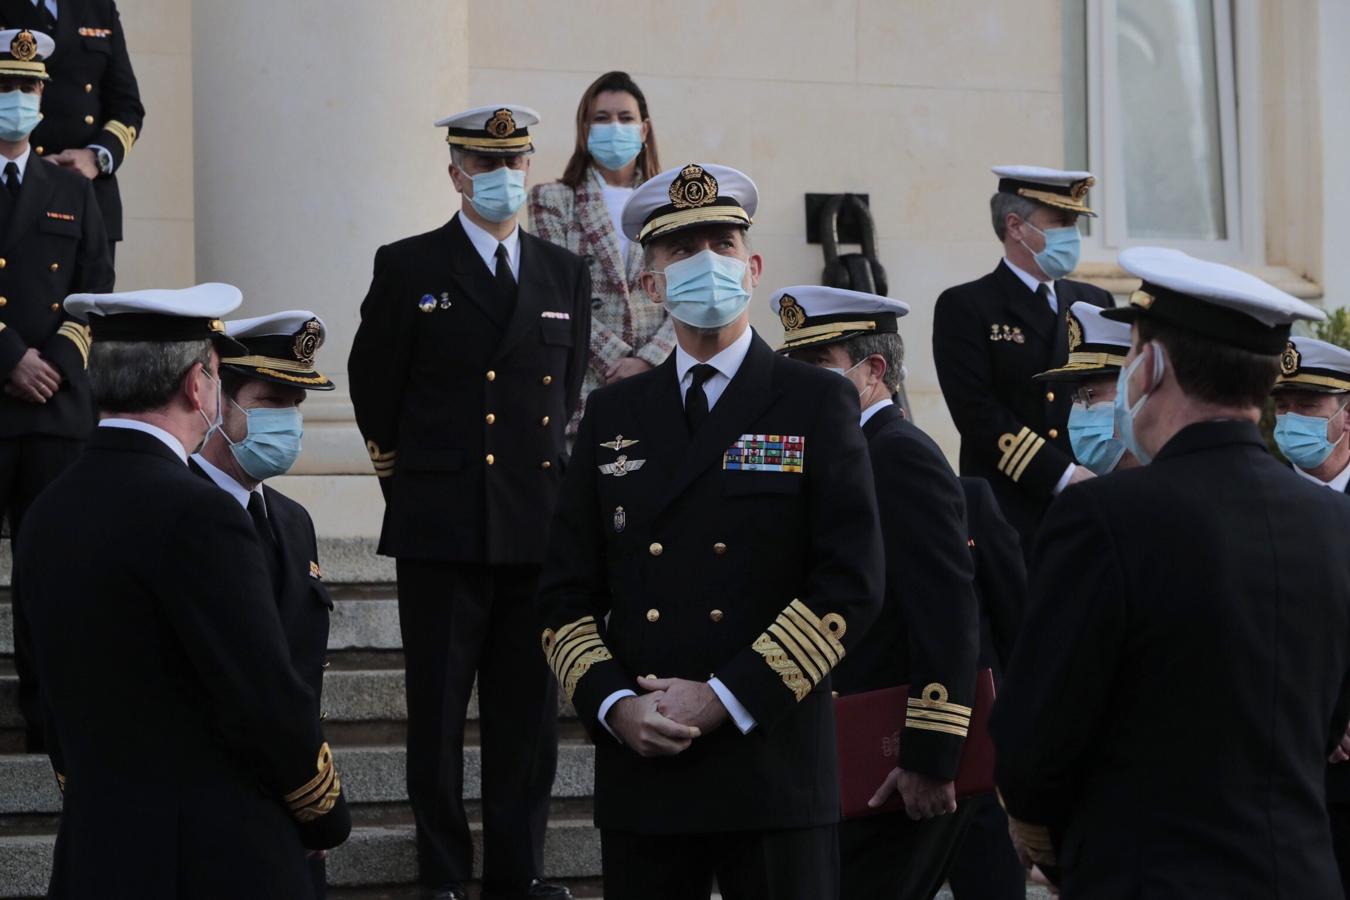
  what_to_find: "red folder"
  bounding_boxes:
[834,668,997,819]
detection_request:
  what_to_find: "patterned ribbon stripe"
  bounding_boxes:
[724,434,805,473]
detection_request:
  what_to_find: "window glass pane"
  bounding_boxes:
[1117,0,1227,239]
[1063,0,1090,235]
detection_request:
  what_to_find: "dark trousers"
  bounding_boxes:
[1331,802,1350,898]
[948,794,1026,899]
[839,802,974,900]
[396,560,558,890]
[1,436,84,752]
[601,824,839,900]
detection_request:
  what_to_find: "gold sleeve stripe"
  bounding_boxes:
[365,439,396,461]
[543,616,613,702]
[1004,433,1039,476]
[103,120,138,157]
[906,708,971,728]
[997,427,1047,483]
[1006,812,1057,865]
[751,632,811,700]
[783,603,842,667]
[1011,437,1045,482]
[767,623,824,684]
[56,322,92,367]
[788,599,847,657]
[284,742,343,822]
[904,719,968,737]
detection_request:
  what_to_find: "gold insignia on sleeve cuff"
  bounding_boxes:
[103,120,138,158]
[56,322,92,368]
[1003,806,1057,866]
[543,616,614,701]
[997,427,1046,483]
[905,682,972,738]
[366,439,396,478]
[285,742,343,823]
[753,599,847,701]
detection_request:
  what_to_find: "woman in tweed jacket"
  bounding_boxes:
[528,71,674,437]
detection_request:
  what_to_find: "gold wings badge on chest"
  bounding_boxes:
[600,435,640,451]
[598,454,646,477]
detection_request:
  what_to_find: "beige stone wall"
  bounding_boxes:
[470,0,1065,459]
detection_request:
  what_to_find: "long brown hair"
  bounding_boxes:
[559,71,661,189]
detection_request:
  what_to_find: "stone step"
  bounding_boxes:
[320,670,577,725]
[0,817,602,897]
[0,741,596,816]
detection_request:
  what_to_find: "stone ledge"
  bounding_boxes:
[322,671,577,724]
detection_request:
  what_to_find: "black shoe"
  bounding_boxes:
[482,879,573,900]
[425,886,467,900]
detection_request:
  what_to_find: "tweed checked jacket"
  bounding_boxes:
[529,168,676,436]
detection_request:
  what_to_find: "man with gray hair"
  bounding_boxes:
[932,166,1112,568]
[16,284,350,898]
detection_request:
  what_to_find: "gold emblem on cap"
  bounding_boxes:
[1280,341,1301,377]
[779,294,806,332]
[293,318,323,366]
[1066,312,1083,352]
[11,30,38,62]
[1130,289,1155,310]
[1069,176,1095,202]
[486,108,517,138]
[669,163,718,210]
[208,319,225,334]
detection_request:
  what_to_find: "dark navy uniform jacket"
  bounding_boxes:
[0,153,111,439]
[933,261,1111,548]
[348,213,591,565]
[994,421,1350,899]
[1,0,145,241]
[16,427,349,899]
[537,332,884,834]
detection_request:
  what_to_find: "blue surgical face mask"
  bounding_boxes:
[0,90,41,142]
[194,370,224,455]
[1021,221,1082,281]
[587,122,643,171]
[658,249,751,329]
[1069,401,1127,475]
[226,400,304,481]
[468,165,526,223]
[1113,345,1164,466]
[1275,406,1349,471]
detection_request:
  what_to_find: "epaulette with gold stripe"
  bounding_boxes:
[752,599,847,701]
[285,742,342,823]
[996,427,1045,483]
[56,322,92,368]
[542,616,613,701]
[905,682,971,738]
[366,439,396,478]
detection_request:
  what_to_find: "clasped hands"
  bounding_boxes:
[605,676,730,758]
[5,349,63,403]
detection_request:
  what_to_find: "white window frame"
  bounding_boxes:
[1079,0,1261,264]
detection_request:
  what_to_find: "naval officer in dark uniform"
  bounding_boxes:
[0,27,112,752]
[993,247,1350,897]
[190,310,337,898]
[932,166,1112,557]
[16,284,349,900]
[772,284,980,900]
[348,104,589,900]
[1268,336,1350,895]
[0,0,143,260]
[537,163,884,900]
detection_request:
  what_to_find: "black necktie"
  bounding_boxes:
[3,162,19,204]
[685,364,718,434]
[247,492,283,589]
[494,243,518,315]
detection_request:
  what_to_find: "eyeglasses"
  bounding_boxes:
[0,80,42,94]
[1071,385,1099,406]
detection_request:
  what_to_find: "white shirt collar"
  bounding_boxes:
[191,452,265,510]
[457,211,520,280]
[1,146,31,183]
[1294,458,1350,493]
[675,324,754,385]
[98,418,189,464]
[1004,256,1057,310]
[860,397,893,426]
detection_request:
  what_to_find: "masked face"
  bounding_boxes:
[1019,219,1082,281]
[1069,400,1127,475]
[1274,398,1350,471]
[1112,342,1165,466]
[193,367,224,455]
[467,165,527,222]
[225,398,304,481]
[0,89,41,142]
[588,122,643,171]
[655,249,753,329]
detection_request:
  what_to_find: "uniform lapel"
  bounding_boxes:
[862,402,902,442]
[993,260,1054,345]
[263,485,301,602]
[576,169,629,294]
[652,332,778,514]
[4,156,56,251]
[491,229,548,362]
[446,215,511,328]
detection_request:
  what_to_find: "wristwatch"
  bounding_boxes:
[91,145,114,176]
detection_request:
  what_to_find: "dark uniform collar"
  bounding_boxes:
[1154,419,1265,463]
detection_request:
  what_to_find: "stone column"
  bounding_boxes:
[191,0,469,535]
